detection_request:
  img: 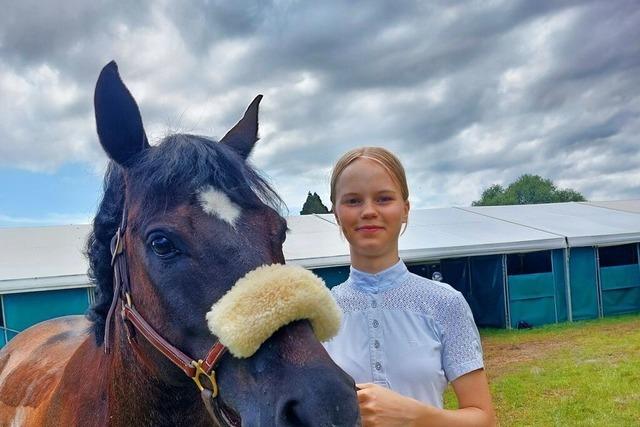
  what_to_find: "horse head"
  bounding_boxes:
[87,61,359,426]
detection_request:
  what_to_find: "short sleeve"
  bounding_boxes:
[439,292,484,382]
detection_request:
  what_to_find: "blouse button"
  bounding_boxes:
[371,300,377,308]
[375,362,382,371]
[372,319,379,328]
[374,340,380,349]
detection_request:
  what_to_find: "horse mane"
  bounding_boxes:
[85,134,284,344]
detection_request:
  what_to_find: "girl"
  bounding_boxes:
[324,147,495,426]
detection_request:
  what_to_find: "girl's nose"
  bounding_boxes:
[361,200,378,218]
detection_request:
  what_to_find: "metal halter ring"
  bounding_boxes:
[191,360,219,397]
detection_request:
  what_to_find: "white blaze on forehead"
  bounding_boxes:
[197,185,241,228]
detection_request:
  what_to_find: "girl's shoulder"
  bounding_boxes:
[329,273,472,320]
[380,273,471,320]
[329,281,368,313]
[403,272,464,302]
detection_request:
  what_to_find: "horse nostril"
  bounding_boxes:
[279,399,305,426]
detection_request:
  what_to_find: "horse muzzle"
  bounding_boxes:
[205,264,361,427]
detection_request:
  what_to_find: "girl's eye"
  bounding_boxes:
[150,236,178,258]
[378,196,393,203]
[345,198,361,205]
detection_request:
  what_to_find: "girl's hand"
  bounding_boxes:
[356,383,433,427]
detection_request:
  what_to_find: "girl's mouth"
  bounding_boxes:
[357,225,383,232]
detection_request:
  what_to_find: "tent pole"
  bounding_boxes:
[550,251,558,324]
[1,295,7,346]
[502,254,511,329]
[594,247,604,318]
[564,245,573,323]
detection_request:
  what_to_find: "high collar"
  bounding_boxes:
[348,259,409,294]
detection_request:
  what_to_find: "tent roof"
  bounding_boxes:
[283,214,350,268]
[284,208,566,268]
[2,200,639,292]
[396,208,565,262]
[0,225,91,293]
[464,201,640,247]
[585,200,640,214]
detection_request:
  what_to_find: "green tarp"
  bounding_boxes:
[599,263,640,316]
[569,247,599,320]
[508,272,556,328]
[552,249,569,322]
[2,288,90,344]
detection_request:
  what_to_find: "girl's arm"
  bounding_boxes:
[357,369,495,427]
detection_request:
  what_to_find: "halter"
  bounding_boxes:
[104,210,237,426]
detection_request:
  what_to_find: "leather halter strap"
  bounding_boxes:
[120,304,227,379]
[103,209,235,425]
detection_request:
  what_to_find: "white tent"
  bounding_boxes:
[464,202,640,247]
[585,200,640,215]
[285,208,567,268]
[283,214,349,268]
[396,208,564,262]
[0,225,91,294]
[283,208,568,268]
[2,201,640,293]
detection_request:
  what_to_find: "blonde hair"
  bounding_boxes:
[330,147,409,205]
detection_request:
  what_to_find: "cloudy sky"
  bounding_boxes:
[1,0,639,226]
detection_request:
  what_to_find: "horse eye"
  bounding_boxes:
[150,236,177,257]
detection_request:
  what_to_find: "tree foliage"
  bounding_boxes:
[472,174,586,206]
[300,192,331,214]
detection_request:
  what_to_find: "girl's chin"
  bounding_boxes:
[351,245,395,258]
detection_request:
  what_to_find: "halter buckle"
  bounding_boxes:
[191,359,219,397]
[110,227,124,266]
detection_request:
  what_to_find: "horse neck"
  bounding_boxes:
[107,320,210,426]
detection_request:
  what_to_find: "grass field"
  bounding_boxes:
[444,314,640,426]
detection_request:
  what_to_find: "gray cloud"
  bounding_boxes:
[1,0,639,210]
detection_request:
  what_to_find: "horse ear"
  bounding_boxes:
[94,61,149,167]
[220,95,263,160]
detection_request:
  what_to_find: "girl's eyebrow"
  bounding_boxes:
[373,189,399,195]
[340,189,398,197]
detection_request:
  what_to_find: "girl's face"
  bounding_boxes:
[333,158,409,263]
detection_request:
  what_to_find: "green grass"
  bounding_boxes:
[444,314,640,426]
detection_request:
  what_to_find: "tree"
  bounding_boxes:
[472,174,586,206]
[300,192,331,215]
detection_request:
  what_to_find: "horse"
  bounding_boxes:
[0,61,360,426]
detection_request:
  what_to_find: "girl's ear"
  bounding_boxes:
[403,200,410,223]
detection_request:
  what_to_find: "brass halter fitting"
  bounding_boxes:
[191,359,219,397]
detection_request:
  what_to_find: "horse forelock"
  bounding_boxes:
[86,133,285,345]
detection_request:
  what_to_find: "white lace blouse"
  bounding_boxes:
[323,260,484,408]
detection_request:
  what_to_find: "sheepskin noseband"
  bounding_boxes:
[206,264,342,358]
